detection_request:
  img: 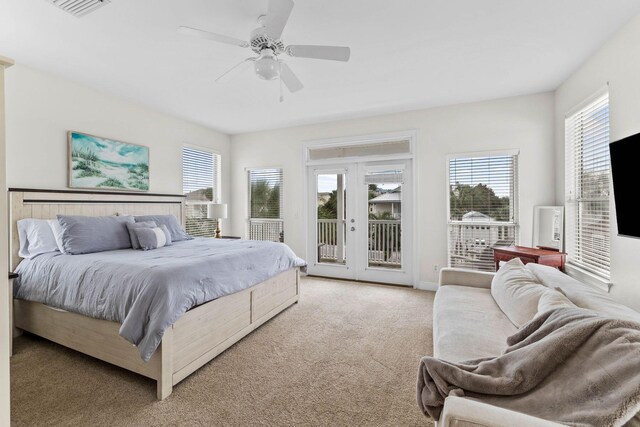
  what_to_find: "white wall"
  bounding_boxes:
[231,92,556,286]
[555,15,640,311]
[4,65,231,216]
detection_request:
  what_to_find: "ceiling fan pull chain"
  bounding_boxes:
[279,63,285,102]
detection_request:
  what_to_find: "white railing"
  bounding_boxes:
[317,219,402,268]
[448,222,517,271]
[249,218,284,242]
[368,220,401,267]
[317,219,346,262]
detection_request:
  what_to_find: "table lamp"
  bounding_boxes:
[207,203,228,238]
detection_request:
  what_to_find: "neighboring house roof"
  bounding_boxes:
[462,211,494,221]
[369,192,401,204]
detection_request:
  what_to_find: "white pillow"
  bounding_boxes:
[17,219,60,259]
[491,258,547,328]
[48,219,66,254]
[537,288,576,315]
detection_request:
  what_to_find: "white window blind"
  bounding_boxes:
[248,168,284,242]
[448,154,519,271]
[182,146,220,238]
[565,92,610,281]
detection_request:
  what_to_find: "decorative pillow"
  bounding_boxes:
[133,225,172,250]
[126,221,157,249]
[491,258,548,328]
[537,288,577,315]
[17,219,59,259]
[56,215,135,255]
[134,215,192,242]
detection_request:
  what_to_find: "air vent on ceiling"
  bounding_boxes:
[49,0,111,17]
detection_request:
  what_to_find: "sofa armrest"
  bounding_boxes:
[438,268,495,289]
[438,396,563,427]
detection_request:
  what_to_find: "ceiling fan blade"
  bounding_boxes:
[215,58,256,83]
[286,45,351,62]
[265,0,294,40]
[280,62,304,93]
[178,26,249,48]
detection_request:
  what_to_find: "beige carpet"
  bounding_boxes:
[10,277,435,426]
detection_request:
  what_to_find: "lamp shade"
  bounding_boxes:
[207,203,228,220]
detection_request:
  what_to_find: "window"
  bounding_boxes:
[248,168,284,242]
[565,91,610,281]
[182,146,220,237]
[448,153,519,271]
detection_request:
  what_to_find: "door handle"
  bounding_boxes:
[351,227,356,231]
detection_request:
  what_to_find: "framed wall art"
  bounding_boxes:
[68,131,149,192]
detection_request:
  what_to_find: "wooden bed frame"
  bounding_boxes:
[8,189,300,400]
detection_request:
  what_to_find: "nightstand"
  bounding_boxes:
[8,272,18,356]
[218,236,241,240]
[493,246,566,272]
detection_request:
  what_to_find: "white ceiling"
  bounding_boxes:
[2,0,639,134]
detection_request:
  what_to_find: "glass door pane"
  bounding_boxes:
[316,173,347,265]
[366,169,403,270]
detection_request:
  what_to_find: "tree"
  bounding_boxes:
[251,180,280,218]
[449,182,511,222]
[368,184,380,201]
[318,190,339,219]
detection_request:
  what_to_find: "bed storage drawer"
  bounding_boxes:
[13,299,161,379]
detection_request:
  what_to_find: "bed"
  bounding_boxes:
[9,189,303,399]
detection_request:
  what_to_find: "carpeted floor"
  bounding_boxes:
[10,277,435,426]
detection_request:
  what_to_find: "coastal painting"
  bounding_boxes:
[68,131,149,191]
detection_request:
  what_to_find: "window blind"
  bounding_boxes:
[182,147,220,237]
[565,92,610,281]
[364,170,404,185]
[448,155,518,223]
[248,168,284,242]
[448,154,519,271]
[248,168,283,219]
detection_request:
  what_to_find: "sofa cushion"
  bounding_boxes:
[491,258,547,328]
[526,264,640,324]
[434,285,517,362]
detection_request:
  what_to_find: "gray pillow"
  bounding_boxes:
[134,215,192,242]
[56,215,135,255]
[134,225,172,250]
[126,221,157,249]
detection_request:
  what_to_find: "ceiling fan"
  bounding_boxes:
[178,0,350,100]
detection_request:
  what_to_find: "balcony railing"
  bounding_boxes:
[448,222,517,271]
[317,219,346,263]
[368,220,401,267]
[249,218,284,242]
[317,219,402,268]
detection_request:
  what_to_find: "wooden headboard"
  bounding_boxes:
[8,188,185,270]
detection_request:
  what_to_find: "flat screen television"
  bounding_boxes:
[610,132,640,238]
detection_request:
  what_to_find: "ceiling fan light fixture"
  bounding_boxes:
[179,0,351,95]
[254,49,280,81]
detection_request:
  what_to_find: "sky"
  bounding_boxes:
[317,174,399,193]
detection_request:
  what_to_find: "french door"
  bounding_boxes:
[306,160,414,286]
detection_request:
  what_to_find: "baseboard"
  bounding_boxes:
[415,281,438,291]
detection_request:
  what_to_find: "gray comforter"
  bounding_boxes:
[417,307,640,427]
[14,238,306,361]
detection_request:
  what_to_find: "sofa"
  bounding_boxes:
[432,263,640,427]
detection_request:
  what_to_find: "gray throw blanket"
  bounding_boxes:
[417,307,640,427]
